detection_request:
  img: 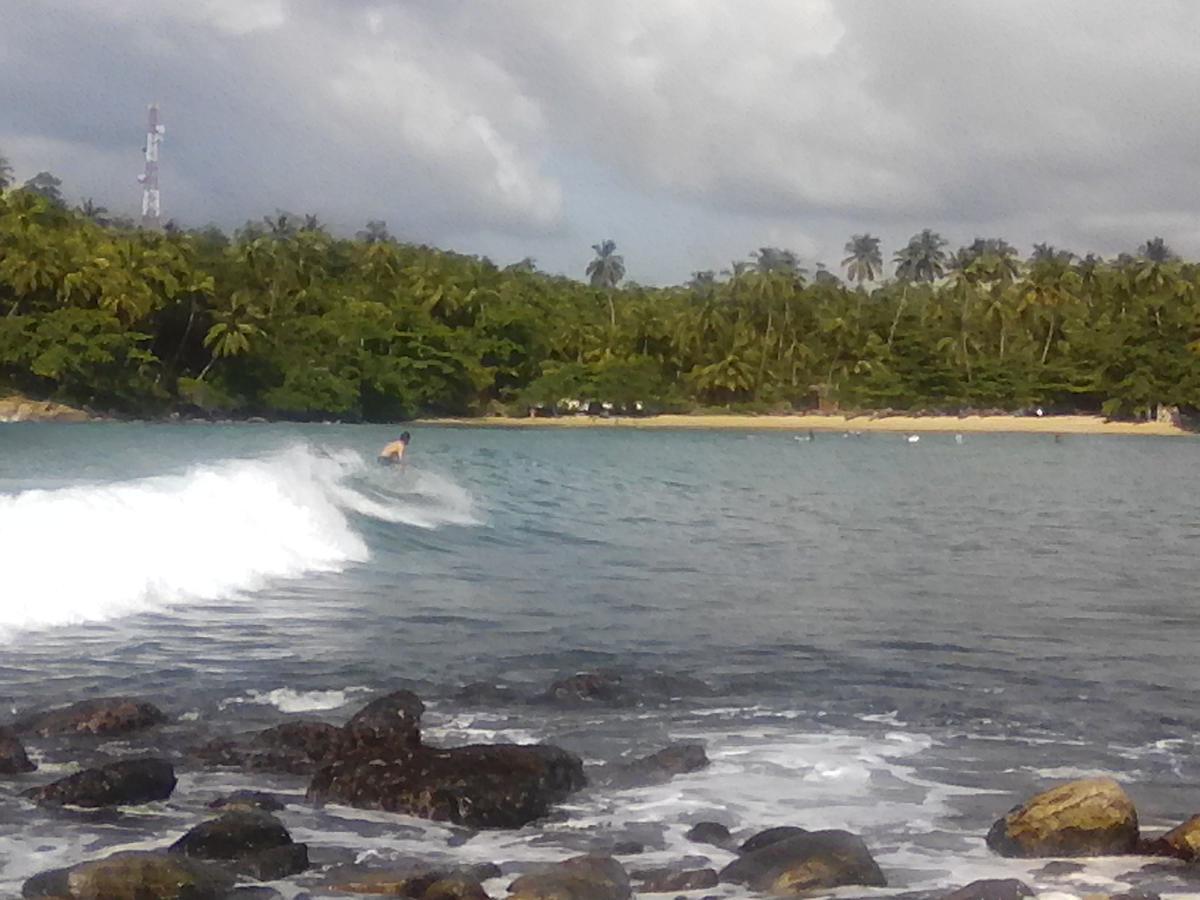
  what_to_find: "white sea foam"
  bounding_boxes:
[220,686,373,714]
[0,444,478,633]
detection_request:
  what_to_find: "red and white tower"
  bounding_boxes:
[138,104,164,229]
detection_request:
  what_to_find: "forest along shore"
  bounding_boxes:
[419,413,1190,436]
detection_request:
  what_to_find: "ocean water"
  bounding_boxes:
[1,422,1199,898]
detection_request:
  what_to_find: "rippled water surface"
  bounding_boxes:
[1,422,1198,897]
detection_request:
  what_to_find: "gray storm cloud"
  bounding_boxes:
[2,0,1197,282]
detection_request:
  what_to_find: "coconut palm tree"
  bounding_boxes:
[1029,242,1073,266]
[752,247,801,276]
[1138,237,1176,263]
[0,153,13,192]
[356,220,391,244]
[842,234,882,286]
[78,198,110,226]
[586,239,625,289]
[893,230,948,283]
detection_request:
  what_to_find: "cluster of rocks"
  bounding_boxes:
[3,688,1198,900]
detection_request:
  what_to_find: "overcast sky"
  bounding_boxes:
[4,1,1199,284]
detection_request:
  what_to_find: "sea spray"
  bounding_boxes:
[0,444,478,633]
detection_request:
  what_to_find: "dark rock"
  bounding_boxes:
[942,878,1035,900]
[195,720,343,775]
[542,673,638,707]
[0,726,36,774]
[208,790,286,813]
[324,862,489,897]
[685,821,732,849]
[720,829,887,895]
[738,826,809,854]
[22,850,233,899]
[171,810,294,859]
[12,697,167,738]
[1034,861,1086,877]
[225,889,286,899]
[424,874,491,900]
[309,742,585,828]
[611,841,644,855]
[170,810,309,878]
[632,867,719,893]
[508,855,631,900]
[342,689,425,751]
[634,672,714,699]
[985,777,1139,858]
[1141,814,1200,860]
[231,844,309,880]
[23,757,176,807]
[602,743,709,789]
[456,682,521,705]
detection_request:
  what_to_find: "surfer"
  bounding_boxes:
[379,431,411,465]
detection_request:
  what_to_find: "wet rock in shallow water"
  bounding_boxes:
[542,672,638,707]
[0,726,36,774]
[1140,814,1200,860]
[325,862,492,897]
[738,826,809,854]
[1035,860,1087,877]
[22,850,233,899]
[600,742,709,788]
[342,689,425,751]
[631,867,719,893]
[170,810,308,879]
[309,742,585,828]
[195,720,343,775]
[985,777,1139,858]
[508,855,631,900]
[942,878,1035,900]
[23,757,176,807]
[610,841,644,856]
[685,821,732,848]
[208,789,286,813]
[12,696,167,737]
[719,829,887,895]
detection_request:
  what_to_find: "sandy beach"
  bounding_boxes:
[419,413,1190,436]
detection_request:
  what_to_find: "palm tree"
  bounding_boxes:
[893,229,948,283]
[1138,237,1176,263]
[842,234,882,286]
[22,171,64,205]
[1029,242,1073,266]
[752,247,801,276]
[79,198,110,226]
[0,153,13,192]
[587,239,625,331]
[586,239,625,289]
[357,220,391,244]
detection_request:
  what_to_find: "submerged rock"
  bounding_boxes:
[719,829,887,895]
[1141,814,1200,860]
[943,878,1035,900]
[22,850,233,899]
[685,821,733,848]
[12,697,167,738]
[508,855,631,900]
[631,866,718,893]
[0,726,36,774]
[208,789,286,813]
[170,810,308,878]
[599,742,709,788]
[455,681,522,705]
[23,757,176,807]
[309,742,586,828]
[986,777,1139,858]
[542,672,638,707]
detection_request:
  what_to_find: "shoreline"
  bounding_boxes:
[416,412,1190,437]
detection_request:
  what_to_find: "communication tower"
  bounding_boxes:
[137,104,164,229]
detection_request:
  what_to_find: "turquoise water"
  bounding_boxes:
[1,423,1198,895]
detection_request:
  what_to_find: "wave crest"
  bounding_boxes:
[0,444,477,632]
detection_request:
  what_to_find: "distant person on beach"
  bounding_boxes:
[379,431,411,465]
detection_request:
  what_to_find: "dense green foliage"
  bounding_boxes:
[2,179,1200,421]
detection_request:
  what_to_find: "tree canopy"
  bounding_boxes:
[2,165,1200,422]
